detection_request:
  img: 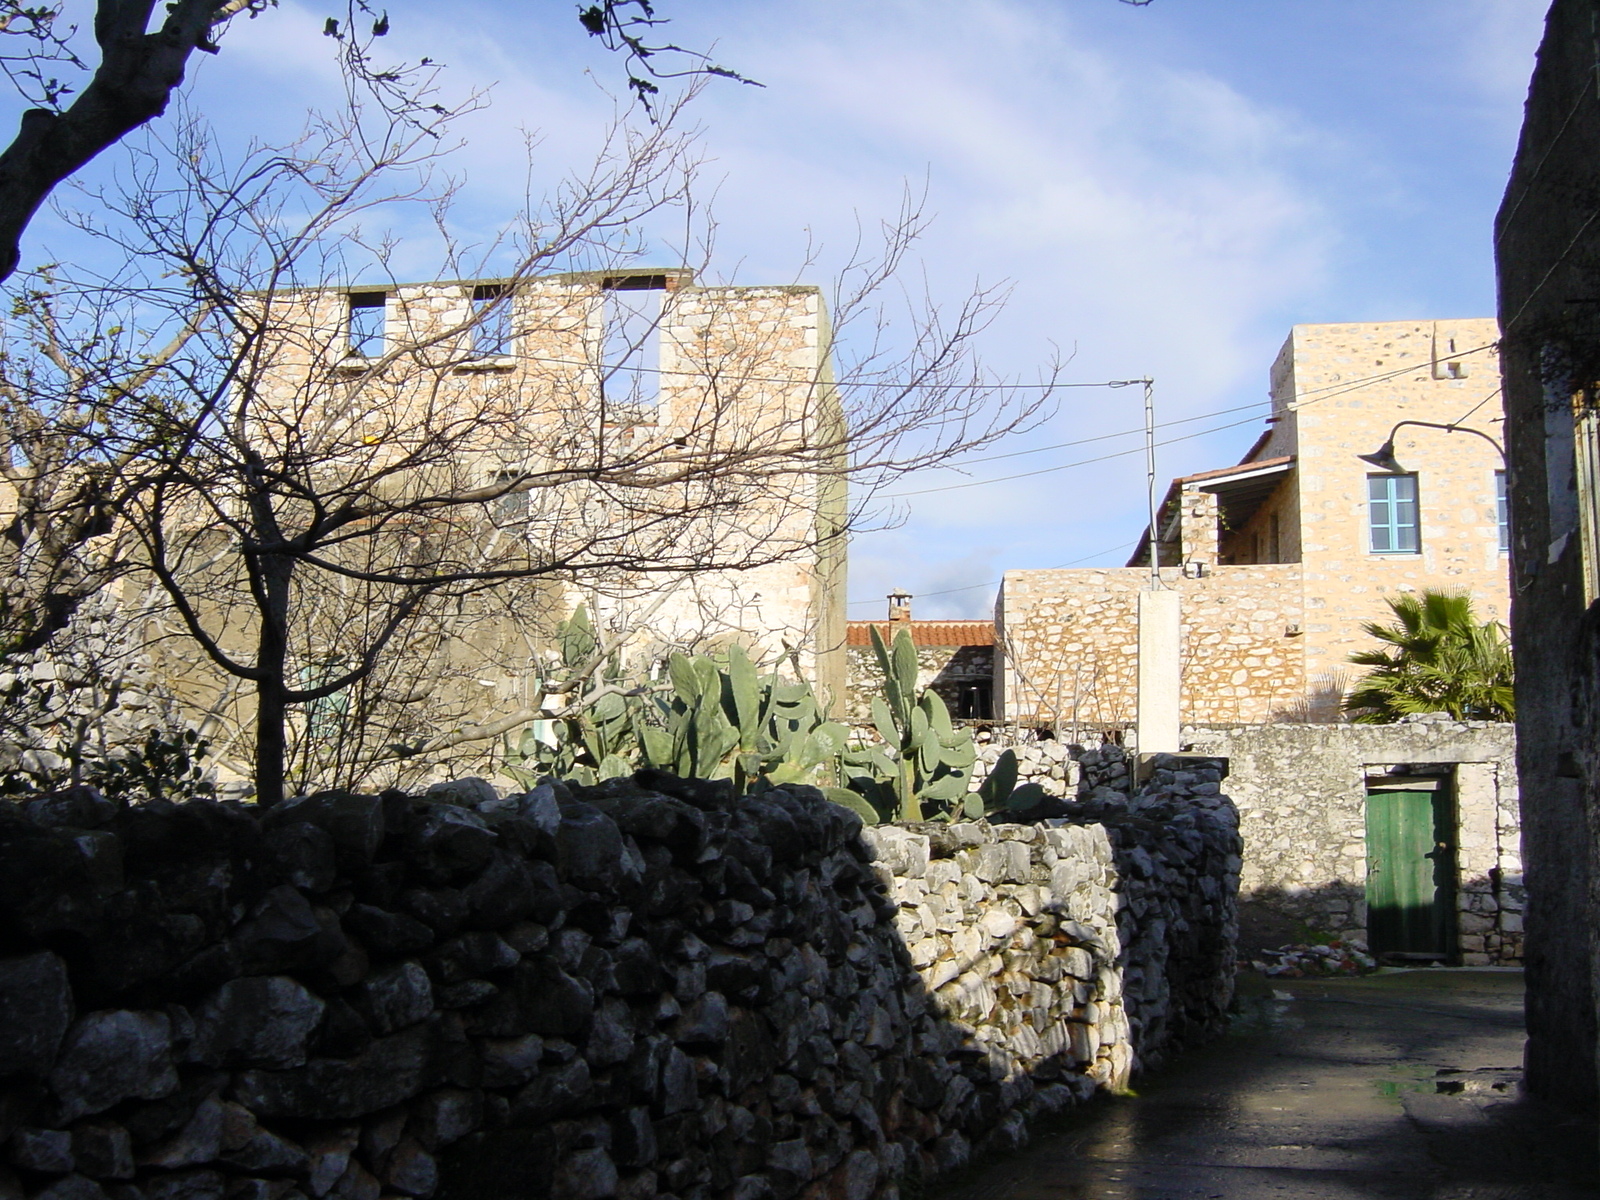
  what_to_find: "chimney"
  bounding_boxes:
[887,589,912,623]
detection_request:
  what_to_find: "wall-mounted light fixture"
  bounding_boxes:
[1357,419,1506,472]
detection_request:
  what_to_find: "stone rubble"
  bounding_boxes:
[0,756,1237,1200]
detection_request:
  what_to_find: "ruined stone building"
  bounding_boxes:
[150,269,848,780]
[997,317,1509,728]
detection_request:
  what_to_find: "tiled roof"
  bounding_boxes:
[847,621,995,648]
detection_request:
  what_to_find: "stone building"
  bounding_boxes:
[1493,0,1600,1108]
[997,317,1510,728]
[152,268,849,781]
[986,318,1520,971]
[845,592,995,722]
[1186,720,1521,967]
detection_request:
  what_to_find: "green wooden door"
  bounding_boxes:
[1366,788,1454,956]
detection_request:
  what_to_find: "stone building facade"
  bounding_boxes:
[1493,0,1600,1107]
[1186,720,1521,966]
[154,270,850,782]
[997,318,1510,729]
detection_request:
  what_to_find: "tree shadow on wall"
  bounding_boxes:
[436,767,1242,1200]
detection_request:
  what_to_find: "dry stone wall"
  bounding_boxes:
[0,762,1237,1200]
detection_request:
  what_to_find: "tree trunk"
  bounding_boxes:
[253,550,293,807]
[254,676,288,808]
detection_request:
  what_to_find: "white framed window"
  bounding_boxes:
[1495,470,1510,553]
[1368,473,1420,554]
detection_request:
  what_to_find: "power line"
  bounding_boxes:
[880,343,1502,498]
[928,400,1270,470]
[879,414,1265,498]
[846,539,1140,607]
[1285,342,1498,410]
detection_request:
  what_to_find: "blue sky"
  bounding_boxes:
[16,0,1550,617]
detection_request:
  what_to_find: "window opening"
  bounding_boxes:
[1495,470,1510,553]
[471,283,512,357]
[955,682,993,720]
[298,659,351,740]
[491,468,529,525]
[600,278,665,419]
[347,292,387,357]
[1368,473,1420,553]
[1268,512,1281,563]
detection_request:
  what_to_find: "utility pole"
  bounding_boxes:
[1143,377,1160,589]
[1133,376,1180,762]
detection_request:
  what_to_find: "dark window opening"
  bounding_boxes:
[955,682,993,720]
[347,292,387,357]
[472,284,513,357]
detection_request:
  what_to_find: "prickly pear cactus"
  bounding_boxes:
[506,611,845,794]
[838,626,1042,824]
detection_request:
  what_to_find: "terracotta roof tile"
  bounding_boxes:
[847,621,995,648]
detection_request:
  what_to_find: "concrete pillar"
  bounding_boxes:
[1137,588,1181,756]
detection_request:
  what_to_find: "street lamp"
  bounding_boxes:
[1357,419,1506,471]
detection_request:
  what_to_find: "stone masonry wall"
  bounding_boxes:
[996,566,1306,726]
[0,763,1237,1200]
[1186,720,1521,964]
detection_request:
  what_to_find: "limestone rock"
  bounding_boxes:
[51,1010,178,1121]
[192,977,324,1069]
[0,951,72,1078]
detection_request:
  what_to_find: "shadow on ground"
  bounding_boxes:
[930,969,1597,1200]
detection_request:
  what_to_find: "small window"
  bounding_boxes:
[471,284,512,357]
[955,682,992,720]
[491,469,529,525]
[1495,470,1509,553]
[347,292,387,357]
[1369,473,1420,554]
[1268,512,1281,563]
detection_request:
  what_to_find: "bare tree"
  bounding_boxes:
[0,0,750,283]
[10,63,1052,804]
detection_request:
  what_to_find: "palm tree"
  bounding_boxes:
[1343,591,1514,723]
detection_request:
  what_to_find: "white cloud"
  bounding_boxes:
[31,0,1541,622]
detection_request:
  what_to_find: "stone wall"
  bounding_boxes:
[0,763,1237,1200]
[1493,0,1600,1107]
[1185,720,1521,964]
[995,566,1307,726]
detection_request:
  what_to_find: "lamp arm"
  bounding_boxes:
[1384,419,1506,463]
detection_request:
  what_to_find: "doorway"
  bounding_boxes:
[1365,774,1458,961]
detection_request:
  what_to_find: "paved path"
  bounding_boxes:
[933,970,1597,1200]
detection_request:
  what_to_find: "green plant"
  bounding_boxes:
[968,747,1048,820]
[503,607,847,792]
[503,606,641,789]
[835,626,976,822]
[1343,590,1514,723]
[642,646,849,791]
[0,726,216,805]
[835,627,1051,824]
